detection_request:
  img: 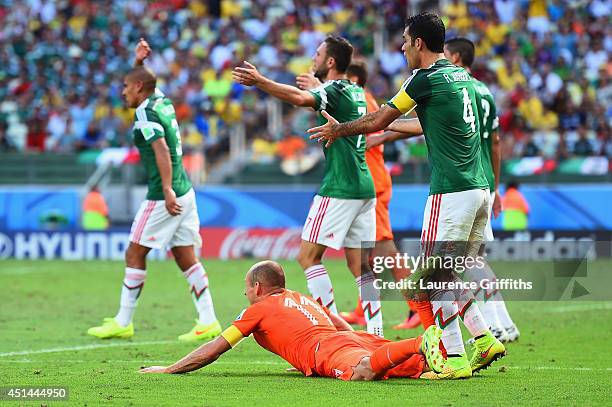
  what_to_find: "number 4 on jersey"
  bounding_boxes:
[462,88,476,133]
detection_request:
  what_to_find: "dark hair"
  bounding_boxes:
[324,36,353,73]
[507,180,520,190]
[445,37,475,67]
[405,12,445,53]
[248,260,286,290]
[125,66,157,92]
[346,61,368,87]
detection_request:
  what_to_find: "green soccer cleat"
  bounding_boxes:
[470,331,507,373]
[87,317,134,339]
[178,319,222,342]
[420,325,445,373]
[420,354,472,379]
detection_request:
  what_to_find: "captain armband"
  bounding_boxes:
[221,325,245,348]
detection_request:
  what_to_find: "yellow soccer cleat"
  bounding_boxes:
[87,317,134,339]
[470,331,507,373]
[178,319,222,342]
[420,325,445,373]
[420,354,472,379]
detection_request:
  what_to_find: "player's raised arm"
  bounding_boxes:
[151,138,182,216]
[134,38,151,67]
[232,61,316,108]
[308,104,402,147]
[366,130,418,150]
[296,71,322,90]
[386,118,423,136]
[140,335,232,374]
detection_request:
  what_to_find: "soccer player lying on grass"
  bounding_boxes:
[140,261,446,380]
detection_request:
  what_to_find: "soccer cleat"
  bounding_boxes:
[393,313,421,330]
[87,317,134,339]
[467,326,508,345]
[339,311,366,327]
[470,331,507,373]
[503,325,520,342]
[420,354,472,379]
[178,319,222,342]
[420,325,445,373]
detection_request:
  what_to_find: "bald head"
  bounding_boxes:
[125,66,157,93]
[247,260,286,291]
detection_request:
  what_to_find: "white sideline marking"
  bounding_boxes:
[0,357,609,373]
[0,359,288,366]
[0,340,176,357]
[542,303,612,313]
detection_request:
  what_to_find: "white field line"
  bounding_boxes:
[0,357,610,373]
[0,340,176,357]
[542,303,612,313]
[0,359,288,365]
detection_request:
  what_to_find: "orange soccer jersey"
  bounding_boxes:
[364,90,393,241]
[230,289,424,380]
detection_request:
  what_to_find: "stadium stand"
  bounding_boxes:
[0,0,609,183]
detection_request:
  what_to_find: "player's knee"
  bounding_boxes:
[297,249,319,269]
[125,244,147,269]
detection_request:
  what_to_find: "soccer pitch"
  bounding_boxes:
[2,259,611,406]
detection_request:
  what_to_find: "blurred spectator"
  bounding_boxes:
[82,186,109,230]
[502,181,529,231]
[573,126,594,157]
[522,133,541,157]
[0,0,607,175]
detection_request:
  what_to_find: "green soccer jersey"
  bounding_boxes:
[472,77,499,191]
[309,79,375,199]
[132,89,192,200]
[387,59,489,195]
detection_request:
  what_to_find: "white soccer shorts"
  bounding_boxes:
[420,188,490,257]
[301,195,376,250]
[129,188,202,249]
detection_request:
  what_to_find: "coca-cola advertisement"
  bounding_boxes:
[200,228,344,259]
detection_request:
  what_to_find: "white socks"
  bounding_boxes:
[458,297,489,337]
[356,272,384,337]
[182,263,218,325]
[431,297,465,355]
[304,264,338,314]
[115,267,146,327]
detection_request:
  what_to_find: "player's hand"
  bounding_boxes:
[492,190,502,219]
[139,366,169,374]
[366,134,386,150]
[308,110,340,148]
[232,61,264,86]
[296,72,321,90]
[163,188,182,216]
[135,38,151,65]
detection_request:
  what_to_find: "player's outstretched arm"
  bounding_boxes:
[491,130,502,218]
[151,138,183,216]
[232,61,316,108]
[366,130,416,150]
[386,118,423,136]
[134,38,151,67]
[308,104,401,147]
[296,72,322,90]
[329,312,354,332]
[140,336,232,374]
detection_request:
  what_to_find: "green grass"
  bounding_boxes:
[2,260,611,406]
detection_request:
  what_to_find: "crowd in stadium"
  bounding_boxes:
[0,0,610,167]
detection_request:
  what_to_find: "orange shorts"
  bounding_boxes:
[375,187,393,241]
[314,331,424,381]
